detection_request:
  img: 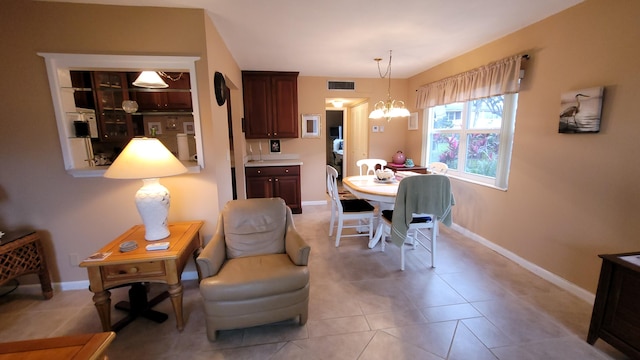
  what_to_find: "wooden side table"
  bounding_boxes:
[0,231,53,299]
[0,332,115,360]
[80,221,204,332]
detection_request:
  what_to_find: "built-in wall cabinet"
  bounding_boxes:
[242,71,299,139]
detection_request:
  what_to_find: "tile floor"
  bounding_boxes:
[0,202,631,359]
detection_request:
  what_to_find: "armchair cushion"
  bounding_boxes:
[200,253,309,301]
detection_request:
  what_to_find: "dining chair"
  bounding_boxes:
[326,165,375,247]
[428,162,449,174]
[379,174,454,270]
[356,159,387,176]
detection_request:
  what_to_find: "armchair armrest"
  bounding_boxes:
[284,208,310,266]
[197,216,226,278]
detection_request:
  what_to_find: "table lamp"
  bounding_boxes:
[104,137,187,241]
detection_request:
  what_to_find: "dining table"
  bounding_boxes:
[341,175,401,249]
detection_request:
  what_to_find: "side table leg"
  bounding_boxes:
[92,290,112,332]
[168,283,184,331]
[38,269,54,300]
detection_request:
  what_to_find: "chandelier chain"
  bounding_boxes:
[158,71,184,82]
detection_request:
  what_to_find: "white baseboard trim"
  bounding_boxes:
[10,271,201,293]
[450,223,595,305]
[302,200,328,206]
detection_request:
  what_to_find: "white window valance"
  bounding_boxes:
[416,54,525,109]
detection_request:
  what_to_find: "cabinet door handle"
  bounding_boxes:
[285,169,289,173]
[257,170,261,174]
[275,178,279,182]
[268,178,272,182]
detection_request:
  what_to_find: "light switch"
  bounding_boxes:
[372,126,379,132]
[379,126,385,132]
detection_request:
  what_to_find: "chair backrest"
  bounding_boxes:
[326,165,341,208]
[394,174,452,220]
[222,198,287,259]
[356,159,387,175]
[428,162,448,174]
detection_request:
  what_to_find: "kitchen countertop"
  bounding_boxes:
[245,159,303,167]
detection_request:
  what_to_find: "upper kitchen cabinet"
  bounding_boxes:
[242,71,299,139]
[93,72,139,142]
[128,72,192,111]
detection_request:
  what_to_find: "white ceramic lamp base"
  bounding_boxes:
[135,178,171,241]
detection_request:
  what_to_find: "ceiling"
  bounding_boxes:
[46,0,582,79]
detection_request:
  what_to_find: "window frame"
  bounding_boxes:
[422,93,518,190]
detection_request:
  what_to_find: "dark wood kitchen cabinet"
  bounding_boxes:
[242,71,299,139]
[128,72,192,111]
[93,72,138,142]
[587,252,640,358]
[245,165,301,213]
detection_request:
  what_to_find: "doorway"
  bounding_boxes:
[326,109,344,178]
[325,98,368,178]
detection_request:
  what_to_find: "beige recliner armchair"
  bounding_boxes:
[196,198,311,341]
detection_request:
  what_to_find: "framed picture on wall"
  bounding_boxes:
[408,112,419,130]
[183,122,195,134]
[269,139,281,154]
[558,86,604,133]
[301,114,321,138]
[148,121,162,135]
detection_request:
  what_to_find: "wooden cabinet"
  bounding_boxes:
[242,71,299,139]
[587,252,640,358]
[128,72,192,111]
[93,72,138,142]
[245,166,301,213]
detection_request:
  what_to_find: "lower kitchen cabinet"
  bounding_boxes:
[245,166,301,214]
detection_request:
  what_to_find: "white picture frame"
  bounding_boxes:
[148,121,162,135]
[301,114,321,138]
[183,122,195,134]
[408,112,418,130]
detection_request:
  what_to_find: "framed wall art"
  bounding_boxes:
[408,112,418,130]
[183,121,195,134]
[147,121,162,135]
[269,139,281,153]
[301,114,321,138]
[558,87,604,133]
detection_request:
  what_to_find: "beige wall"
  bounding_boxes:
[0,1,236,282]
[406,0,640,292]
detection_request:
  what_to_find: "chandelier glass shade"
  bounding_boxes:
[369,50,410,121]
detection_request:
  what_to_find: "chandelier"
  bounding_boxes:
[369,50,410,121]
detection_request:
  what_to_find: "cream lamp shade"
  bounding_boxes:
[132,71,169,89]
[104,137,187,241]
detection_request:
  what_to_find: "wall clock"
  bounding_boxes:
[214,71,226,106]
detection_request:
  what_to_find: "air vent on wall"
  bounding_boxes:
[327,80,355,91]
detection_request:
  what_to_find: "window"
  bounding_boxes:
[425,94,517,189]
